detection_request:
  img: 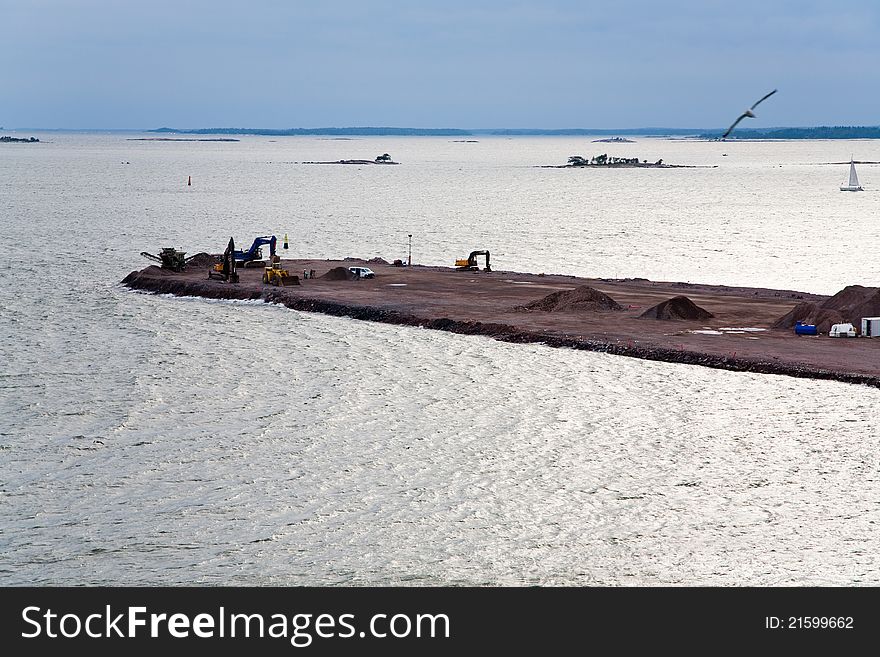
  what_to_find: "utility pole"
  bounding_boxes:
[408,234,412,267]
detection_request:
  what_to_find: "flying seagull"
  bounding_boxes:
[721,89,778,140]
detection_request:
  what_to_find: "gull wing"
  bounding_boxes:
[750,88,778,111]
[721,112,749,140]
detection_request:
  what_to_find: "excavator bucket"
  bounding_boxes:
[262,264,300,286]
[277,271,299,286]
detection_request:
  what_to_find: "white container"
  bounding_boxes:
[829,323,857,338]
[861,317,880,337]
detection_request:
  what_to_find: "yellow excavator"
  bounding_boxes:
[208,237,239,283]
[262,255,299,286]
[455,250,491,272]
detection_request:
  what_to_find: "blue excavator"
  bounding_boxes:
[234,235,277,267]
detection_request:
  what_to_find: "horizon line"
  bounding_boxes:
[5,124,880,134]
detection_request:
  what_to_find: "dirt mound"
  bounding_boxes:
[821,285,877,311]
[520,286,622,312]
[639,296,714,320]
[185,252,220,268]
[320,266,356,281]
[846,289,880,321]
[368,257,389,265]
[774,286,880,332]
[773,302,843,332]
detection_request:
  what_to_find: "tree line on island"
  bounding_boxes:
[152,127,470,136]
[567,154,662,167]
[699,126,880,140]
[150,126,880,139]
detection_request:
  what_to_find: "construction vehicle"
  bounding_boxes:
[234,235,277,268]
[140,247,188,271]
[208,237,239,283]
[262,255,299,286]
[348,266,375,279]
[454,250,491,272]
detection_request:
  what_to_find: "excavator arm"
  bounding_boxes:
[455,249,491,271]
[234,235,277,262]
[208,237,239,282]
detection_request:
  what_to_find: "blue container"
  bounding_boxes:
[795,322,818,336]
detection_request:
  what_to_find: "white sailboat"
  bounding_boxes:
[840,157,864,191]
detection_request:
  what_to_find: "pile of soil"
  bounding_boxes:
[822,285,876,311]
[772,304,843,333]
[185,252,220,268]
[847,290,880,321]
[639,296,714,320]
[320,266,356,281]
[774,285,880,332]
[520,286,622,312]
[368,257,389,265]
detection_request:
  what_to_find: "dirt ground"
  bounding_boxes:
[123,257,880,386]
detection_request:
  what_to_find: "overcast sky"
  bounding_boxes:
[2,0,878,129]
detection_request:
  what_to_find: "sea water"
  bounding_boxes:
[2,133,879,584]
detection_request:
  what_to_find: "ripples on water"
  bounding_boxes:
[2,134,880,585]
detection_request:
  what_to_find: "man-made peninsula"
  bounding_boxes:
[123,258,880,388]
[1,136,39,143]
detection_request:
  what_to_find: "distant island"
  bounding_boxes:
[560,154,667,168]
[541,154,714,169]
[152,127,470,137]
[151,126,707,137]
[473,128,700,136]
[592,137,635,143]
[127,137,240,142]
[5,125,880,139]
[1,136,39,143]
[302,160,399,165]
[145,125,880,139]
[302,153,399,165]
[698,126,880,140]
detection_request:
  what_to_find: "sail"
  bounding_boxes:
[848,161,860,188]
[841,157,863,190]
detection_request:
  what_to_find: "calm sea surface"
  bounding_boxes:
[2,133,880,585]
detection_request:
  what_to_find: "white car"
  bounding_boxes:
[348,266,375,279]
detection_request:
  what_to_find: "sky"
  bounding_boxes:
[2,0,879,129]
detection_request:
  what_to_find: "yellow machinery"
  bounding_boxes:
[262,256,299,286]
[455,250,491,271]
[207,237,239,283]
